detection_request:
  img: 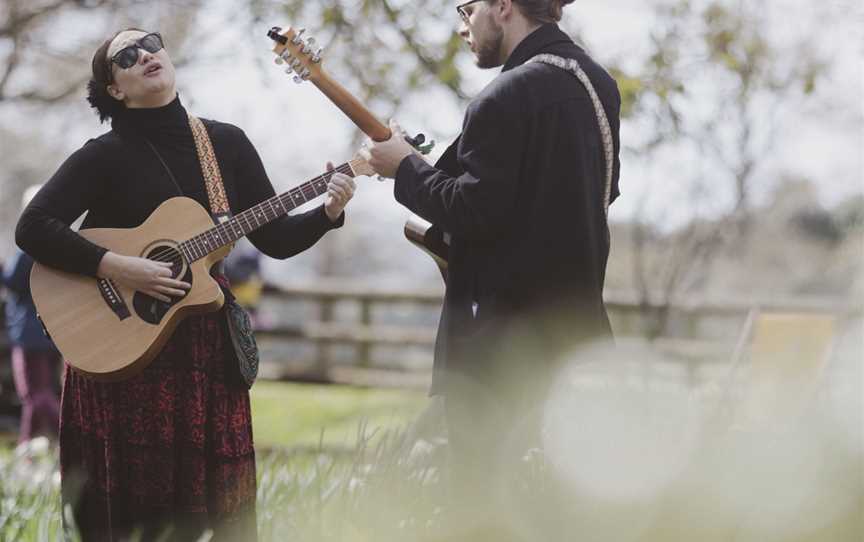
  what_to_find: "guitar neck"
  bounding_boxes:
[180,160,360,263]
[311,72,391,142]
[267,26,392,142]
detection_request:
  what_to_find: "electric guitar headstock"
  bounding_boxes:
[266,25,435,155]
[267,26,324,85]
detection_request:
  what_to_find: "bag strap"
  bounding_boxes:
[188,115,231,220]
[527,53,614,218]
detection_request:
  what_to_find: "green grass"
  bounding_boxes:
[250,381,427,449]
[1,381,436,542]
[0,381,428,454]
[5,377,860,541]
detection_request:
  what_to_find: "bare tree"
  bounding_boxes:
[617,0,828,335]
[0,0,208,258]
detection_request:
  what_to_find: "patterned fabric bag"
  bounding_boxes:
[222,288,260,388]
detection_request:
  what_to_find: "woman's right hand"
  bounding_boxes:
[97,252,191,303]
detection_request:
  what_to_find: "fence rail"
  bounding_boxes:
[252,283,859,383]
[1,286,857,388]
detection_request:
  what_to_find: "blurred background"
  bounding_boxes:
[0,0,861,540]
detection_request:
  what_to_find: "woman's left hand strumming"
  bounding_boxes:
[323,161,357,222]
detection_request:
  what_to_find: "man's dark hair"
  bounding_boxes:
[86,27,146,123]
[511,0,575,24]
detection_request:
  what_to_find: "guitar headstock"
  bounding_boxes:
[267,26,324,84]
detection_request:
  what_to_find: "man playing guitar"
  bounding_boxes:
[347,0,622,537]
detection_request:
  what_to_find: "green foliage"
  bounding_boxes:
[254,0,470,115]
[608,67,643,119]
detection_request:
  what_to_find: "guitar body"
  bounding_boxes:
[403,214,449,282]
[30,197,231,381]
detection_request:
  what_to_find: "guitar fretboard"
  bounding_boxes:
[179,162,355,263]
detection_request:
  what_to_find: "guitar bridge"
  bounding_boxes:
[97,278,131,320]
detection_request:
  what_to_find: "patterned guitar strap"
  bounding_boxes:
[188,115,260,388]
[188,115,232,225]
[528,54,615,218]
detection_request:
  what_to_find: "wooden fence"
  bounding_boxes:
[251,283,859,384]
[0,286,857,389]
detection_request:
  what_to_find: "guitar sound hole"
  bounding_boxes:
[132,244,193,325]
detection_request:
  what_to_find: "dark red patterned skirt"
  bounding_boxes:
[59,310,257,541]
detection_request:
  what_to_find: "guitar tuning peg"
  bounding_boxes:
[300,68,311,80]
[312,47,324,63]
[301,42,311,54]
[281,50,293,61]
[306,37,316,47]
[291,28,306,44]
[274,56,284,65]
[293,74,304,84]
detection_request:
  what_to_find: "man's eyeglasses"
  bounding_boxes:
[457,0,486,24]
[110,32,164,70]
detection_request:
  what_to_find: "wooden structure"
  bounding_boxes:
[251,284,858,384]
[1,287,857,388]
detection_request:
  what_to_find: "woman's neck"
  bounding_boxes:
[125,86,177,109]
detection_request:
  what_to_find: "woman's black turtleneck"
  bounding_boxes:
[16,95,343,277]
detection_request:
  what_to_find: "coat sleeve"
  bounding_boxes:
[15,140,110,277]
[393,95,524,241]
[231,128,343,260]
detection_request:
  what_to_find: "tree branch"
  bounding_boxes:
[378,0,467,100]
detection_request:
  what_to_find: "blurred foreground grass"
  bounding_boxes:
[0,381,431,541]
[1,356,861,541]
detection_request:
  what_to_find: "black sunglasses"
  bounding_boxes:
[110,32,164,70]
[457,0,487,23]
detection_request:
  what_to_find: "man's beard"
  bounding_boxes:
[474,20,504,69]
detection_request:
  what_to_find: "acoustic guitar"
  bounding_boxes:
[266,25,449,279]
[30,158,374,380]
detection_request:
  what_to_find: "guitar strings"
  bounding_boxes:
[144,163,356,267]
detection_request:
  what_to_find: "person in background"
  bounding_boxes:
[223,239,264,326]
[2,185,61,445]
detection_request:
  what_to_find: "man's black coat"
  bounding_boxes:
[394,24,621,394]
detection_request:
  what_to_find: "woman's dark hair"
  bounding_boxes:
[511,0,575,24]
[86,27,146,123]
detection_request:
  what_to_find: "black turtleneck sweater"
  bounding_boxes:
[16,96,342,277]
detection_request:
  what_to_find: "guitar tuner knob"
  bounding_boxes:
[291,28,306,44]
[274,56,284,65]
[301,43,311,54]
[300,68,311,79]
[312,47,324,63]
[281,50,293,60]
[293,74,304,84]
[306,37,316,47]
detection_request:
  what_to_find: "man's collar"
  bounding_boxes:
[502,23,575,72]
